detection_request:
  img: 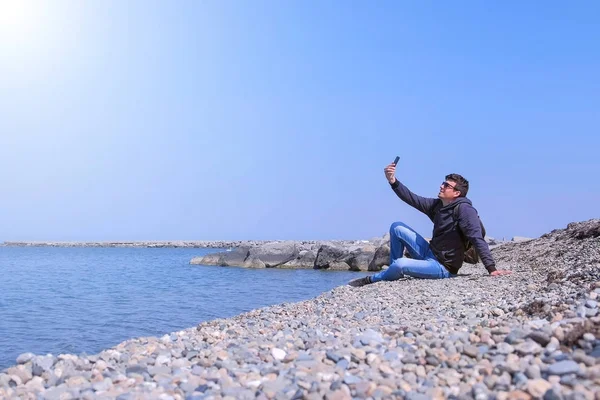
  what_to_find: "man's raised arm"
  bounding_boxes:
[385,163,438,216]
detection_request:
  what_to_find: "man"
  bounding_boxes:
[349,163,511,287]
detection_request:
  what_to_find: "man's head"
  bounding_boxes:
[438,173,469,202]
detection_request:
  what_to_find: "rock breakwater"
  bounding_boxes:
[190,238,392,271]
[189,235,507,271]
[1,241,279,249]
[1,219,599,399]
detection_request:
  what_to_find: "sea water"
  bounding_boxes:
[0,246,367,369]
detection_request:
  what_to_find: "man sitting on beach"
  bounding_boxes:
[349,163,511,287]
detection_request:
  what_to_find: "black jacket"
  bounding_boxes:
[390,180,497,274]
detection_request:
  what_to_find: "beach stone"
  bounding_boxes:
[148,365,171,376]
[336,359,349,370]
[492,308,505,316]
[326,351,342,363]
[426,356,440,366]
[528,332,551,346]
[583,333,595,341]
[357,329,384,345]
[325,389,351,400]
[525,365,542,379]
[586,300,598,308]
[553,327,565,341]
[586,308,598,317]
[497,343,515,354]
[15,353,35,365]
[92,378,113,391]
[572,351,596,366]
[351,349,366,361]
[515,341,542,355]
[24,376,44,392]
[343,374,361,385]
[543,388,563,400]
[125,365,147,375]
[405,392,431,400]
[5,366,32,385]
[463,345,479,358]
[43,385,69,400]
[355,381,376,397]
[31,355,56,376]
[547,361,580,376]
[271,348,286,361]
[526,379,552,398]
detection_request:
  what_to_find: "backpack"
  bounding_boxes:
[453,204,486,264]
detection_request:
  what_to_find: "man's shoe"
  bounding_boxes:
[348,276,372,287]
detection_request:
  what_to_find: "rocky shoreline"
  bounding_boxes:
[189,237,517,272]
[1,219,599,399]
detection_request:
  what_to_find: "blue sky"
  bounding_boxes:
[0,1,598,241]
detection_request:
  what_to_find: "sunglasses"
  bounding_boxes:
[441,182,458,191]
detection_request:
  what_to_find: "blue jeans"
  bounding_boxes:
[371,222,454,282]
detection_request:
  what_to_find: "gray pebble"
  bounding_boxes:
[15,353,35,365]
[585,299,598,308]
[528,331,551,346]
[336,359,349,370]
[343,374,361,384]
[543,388,563,400]
[547,360,580,376]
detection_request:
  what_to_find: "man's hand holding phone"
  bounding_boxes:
[384,156,399,184]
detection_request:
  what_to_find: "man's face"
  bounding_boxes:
[438,180,461,201]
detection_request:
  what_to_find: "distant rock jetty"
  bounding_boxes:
[0,240,282,249]
[2,236,530,254]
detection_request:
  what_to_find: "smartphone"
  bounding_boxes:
[393,156,400,166]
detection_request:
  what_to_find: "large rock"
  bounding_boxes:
[246,241,300,268]
[328,261,352,271]
[346,244,377,271]
[368,232,390,246]
[369,244,390,271]
[242,256,266,269]
[314,244,349,270]
[190,247,250,266]
[280,250,317,269]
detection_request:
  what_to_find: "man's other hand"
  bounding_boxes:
[384,164,396,184]
[491,270,512,276]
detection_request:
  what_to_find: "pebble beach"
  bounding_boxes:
[1,220,599,400]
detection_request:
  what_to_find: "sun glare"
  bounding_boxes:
[0,0,39,38]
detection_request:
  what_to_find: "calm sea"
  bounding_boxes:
[0,246,367,370]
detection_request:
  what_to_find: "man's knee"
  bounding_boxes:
[387,260,405,278]
[390,221,408,233]
[390,221,412,238]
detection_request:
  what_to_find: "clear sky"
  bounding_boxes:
[0,1,598,242]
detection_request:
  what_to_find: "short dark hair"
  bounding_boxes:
[445,173,469,197]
